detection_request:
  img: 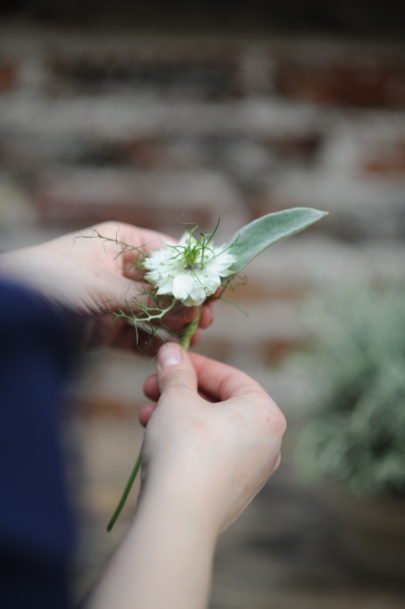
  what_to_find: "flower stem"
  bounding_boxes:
[107,310,201,532]
[180,311,201,349]
[107,451,142,532]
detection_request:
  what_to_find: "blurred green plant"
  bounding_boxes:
[298,283,405,496]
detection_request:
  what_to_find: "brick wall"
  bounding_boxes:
[1,25,405,395]
[2,24,405,604]
[1,27,405,369]
[1,36,404,266]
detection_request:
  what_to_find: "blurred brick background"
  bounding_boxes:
[1,5,405,607]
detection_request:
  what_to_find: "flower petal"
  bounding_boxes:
[143,232,236,305]
[172,272,196,300]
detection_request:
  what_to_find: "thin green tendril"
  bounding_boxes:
[107,311,202,532]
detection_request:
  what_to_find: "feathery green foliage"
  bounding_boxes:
[299,284,405,496]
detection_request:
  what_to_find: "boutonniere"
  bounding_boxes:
[107,207,326,531]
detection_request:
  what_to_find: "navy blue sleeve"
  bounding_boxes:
[0,279,77,609]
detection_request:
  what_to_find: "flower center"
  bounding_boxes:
[183,246,200,270]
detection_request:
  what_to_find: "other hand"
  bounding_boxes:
[0,222,212,350]
[140,343,286,533]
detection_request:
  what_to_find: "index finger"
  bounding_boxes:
[143,352,267,403]
[121,228,176,280]
[189,352,267,402]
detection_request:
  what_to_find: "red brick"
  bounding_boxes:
[0,59,18,94]
[262,337,310,366]
[249,166,405,240]
[274,56,405,108]
[76,397,138,419]
[361,140,405,176]
[265,131,323,163]
[125,137,166,169]
[191,337,231,362]
[224,280,308,304]
[35,168,247,239]
[49,46,241,100]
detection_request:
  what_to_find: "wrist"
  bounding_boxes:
[94,466,217,609]
[136,473,221,542]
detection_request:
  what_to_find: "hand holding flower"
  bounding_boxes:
[0,221,212,351]
[106,207,326,528]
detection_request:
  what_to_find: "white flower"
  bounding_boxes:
[144,231,236,306]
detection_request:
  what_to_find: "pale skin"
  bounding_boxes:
[90,343,286,609]
[0,221,213,349]
[0,222,287,609]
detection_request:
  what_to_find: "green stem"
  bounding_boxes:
[180,311,201,349]
[107,310,201,532]
[107,451,142,532]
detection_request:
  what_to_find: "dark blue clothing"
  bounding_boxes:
[0,279,76,608]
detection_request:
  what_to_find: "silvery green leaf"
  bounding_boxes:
[226,207,327,273]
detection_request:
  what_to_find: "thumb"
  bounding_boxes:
[157,343,198,395]
[98,275,150,313]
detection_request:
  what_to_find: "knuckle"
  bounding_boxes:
[275,411,287,436]
[93,220,115,232]
[218,373,238,398]
[166,382,191,396]
[273,452,282,473]
[263,398,287,437]
[164,369,195,393]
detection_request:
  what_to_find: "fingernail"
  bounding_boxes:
[158,343,182,369]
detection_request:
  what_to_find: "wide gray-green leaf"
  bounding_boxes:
[227,207,327,273]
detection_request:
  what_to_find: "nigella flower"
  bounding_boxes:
[144,231,236,306]
[108,209,327,531]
